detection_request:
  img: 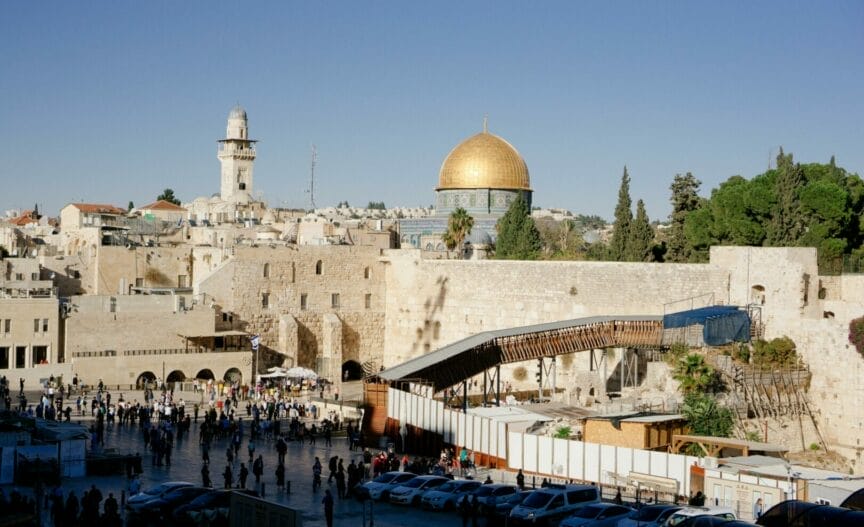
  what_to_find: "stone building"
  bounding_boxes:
[0,258,60,372]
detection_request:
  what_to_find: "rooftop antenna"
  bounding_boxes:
[308,144,317,210]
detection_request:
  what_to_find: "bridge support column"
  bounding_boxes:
[482,365,501,406]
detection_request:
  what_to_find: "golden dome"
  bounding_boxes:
[437,129,530,191]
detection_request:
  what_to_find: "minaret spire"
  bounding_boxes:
[483,114,488,133]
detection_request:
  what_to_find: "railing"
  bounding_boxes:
[72,348,251,358]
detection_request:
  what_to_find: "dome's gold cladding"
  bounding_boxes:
[437,131,531,191]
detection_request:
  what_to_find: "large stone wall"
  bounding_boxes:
[198,245,387,372]
[71,351,252,388]
[380,250,731,364]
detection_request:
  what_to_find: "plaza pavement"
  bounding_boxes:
[3,388,479,527]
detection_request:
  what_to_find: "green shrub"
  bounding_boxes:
[751,337,798,366]
[850,316,864,357]
[554,426,572,439]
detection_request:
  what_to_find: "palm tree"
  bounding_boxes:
[673,353,714,394]
[442,207,474,258]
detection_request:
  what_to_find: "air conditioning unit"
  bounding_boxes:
[702,457,719,469]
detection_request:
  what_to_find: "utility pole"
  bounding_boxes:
[308,144,317,210]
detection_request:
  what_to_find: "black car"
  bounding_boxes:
[129,486,212,524]
[171,489,259,525]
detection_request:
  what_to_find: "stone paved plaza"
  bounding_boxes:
[2,389,476,527]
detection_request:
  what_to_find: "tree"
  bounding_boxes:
[627,199,654,261]
[157,188,181,205]
[495,196,542,260]
[682,392,734,440]
[765,148,805,245]
[673,353,717,394]
[367,201,386,210]
[441,207,474,257]
[667,173,702,262]
[128,201,135,211]
[609,167,633,261]
[536,218,585,260]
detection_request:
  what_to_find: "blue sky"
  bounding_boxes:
[1,1,862,220]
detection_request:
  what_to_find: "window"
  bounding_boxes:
[110,297,117,313]
[0,347,8,369]
[261,292,270,308]
[34,319,40,333]
[178,275,189,288]
[331,293,340,309]
[2,319,9,333]
[222,313,229,322]
[365,294,372,309]
[300,293,308,311]
[15,273,23,280]
[33,346,48,364]
[31,272,39,280]
[135,277,144,287]
[263,263,270,278]
[364,267,371,279]
[42,319,48,332]
[548,495,564,509]
[15,346,26,368]
[315,260,323,275]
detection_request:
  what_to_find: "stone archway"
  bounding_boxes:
[341,360,364,381]
[196,369,215,380]
[136,371,156,389]
[224,368,242,384]
[166,370,186,383]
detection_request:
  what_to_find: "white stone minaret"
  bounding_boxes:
[218,105,257,203]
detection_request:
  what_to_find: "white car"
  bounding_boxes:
[663,506,736,526]
[421,479,482,510]
[356,471,417,501]
[389,475,449,506]
[617,504,683,527]
[509,484,600,526]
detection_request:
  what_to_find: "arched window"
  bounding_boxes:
[263,263,270,278]
[751,285,766,305]
[364,267,371,279]
[315,260,323,275]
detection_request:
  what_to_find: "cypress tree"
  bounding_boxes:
[766,148,805,245]
[609,167,633,261]
[667,172,702,262]
[628,199,655,261]
[495,195,542,259]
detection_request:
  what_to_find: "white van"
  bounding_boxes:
[508,484,600,526]
[663,506,737,526]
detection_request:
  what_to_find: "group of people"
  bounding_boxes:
[46,484,120,527]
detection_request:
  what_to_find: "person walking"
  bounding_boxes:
[275,462,285,490]
[516,469,525,491]
[253,455,264,485]
[222,464,233,489]
[753,498,763,520]
[322,489,334,527]
[313,457,323,491]
[460,495,472,527]
[239,462,249,489]
[201,464,211,487]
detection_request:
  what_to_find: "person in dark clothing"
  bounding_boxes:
[335,466,346,498]
[471,495,480,527]
[239,463,249,489]
[202,464,211,487]
[65,491,79,526]
[275,462,285,489]
[460,495,472,527]
[223,464,233,489]
[253,455,264,484]
[516,469,525,491]
[322,489,334,527]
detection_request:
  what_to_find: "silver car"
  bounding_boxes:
[421,479,482,510]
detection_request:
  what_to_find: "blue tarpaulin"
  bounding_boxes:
[663,306,751,346]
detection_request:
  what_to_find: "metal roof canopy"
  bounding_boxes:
[377,315,663,392]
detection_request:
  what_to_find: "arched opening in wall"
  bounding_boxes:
[341,360,364,381]
[823,311,835,319]
[224,368,242,384]
[196,369,215,380]
[315,260,323,275]
[588,387,595,397]
[751,285,766,305]
[425,243,433,251]
[364,267,371,279]
[263,263,270,278]
[136,371,156,389]
[166,370,186,383]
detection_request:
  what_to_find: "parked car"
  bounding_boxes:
[663,507,736,526]
[493,490,533,519]
[421,479,482,510]
[558,503,634,527]
[471,483,519,512]
[126,481,195,512]
[389,475,450,506]
[509,484,600,526]
[129,485,211,521]
[355,471,417,501]
[617,504,683,527]
[171,489,259,525]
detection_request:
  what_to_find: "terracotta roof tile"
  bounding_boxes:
[70,203,127,215]
[139,200,187,211]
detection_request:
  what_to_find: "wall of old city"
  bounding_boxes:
[380,250,731,365]
[64,294,215,356]
[71,350,252,388]
[0,297,60,367]
[198,245,387,372]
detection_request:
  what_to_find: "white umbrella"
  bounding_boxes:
[284,367,318,379]
[266,366,287,373]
